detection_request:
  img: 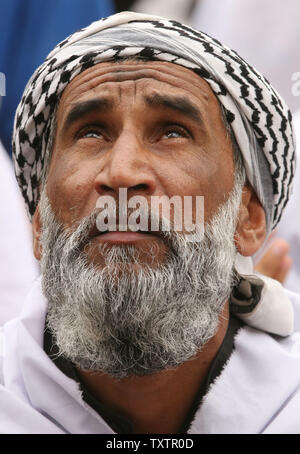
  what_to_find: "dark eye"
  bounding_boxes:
[164,131,182,139]
[83,131,103,139]
[161,125,190,140]
[76,125,105,140]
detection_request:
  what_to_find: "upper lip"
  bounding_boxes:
[89,224,165,240]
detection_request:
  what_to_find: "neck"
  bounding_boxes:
[77,302,229,434]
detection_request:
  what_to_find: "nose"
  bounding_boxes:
[94,130,157,198]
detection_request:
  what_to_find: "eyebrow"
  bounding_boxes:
[145,93,203,125]
[62,98,113,131]
[62,93,203,133]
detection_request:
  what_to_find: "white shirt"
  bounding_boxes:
[1,277,300,434]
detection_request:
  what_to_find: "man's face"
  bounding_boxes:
[36,60,242,378]
[45,60,235,266]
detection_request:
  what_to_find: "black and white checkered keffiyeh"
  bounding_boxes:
[12,11,295,232]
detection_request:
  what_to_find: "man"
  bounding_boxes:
[1,12,299,434]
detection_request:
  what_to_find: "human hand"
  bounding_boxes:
[254,238,292,284]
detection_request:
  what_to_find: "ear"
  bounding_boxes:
[235,185,267,256]
[32,204,42,261]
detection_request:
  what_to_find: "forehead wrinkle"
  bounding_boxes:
[66,60,195,86]
[109,79,139,106]
[74,74,209,112]
[58,63,217,132]
[61,63,212,104]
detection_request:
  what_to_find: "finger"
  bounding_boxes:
[273,256,293,284]
[254,238,292,283]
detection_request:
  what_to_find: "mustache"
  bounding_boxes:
[61,206,183,255]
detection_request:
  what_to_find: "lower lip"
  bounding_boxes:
[93,231,159,244]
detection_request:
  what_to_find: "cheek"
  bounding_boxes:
[156,152,232,223]
[177,149,218,184]
[47,155,100,225]
[154,148,217,192]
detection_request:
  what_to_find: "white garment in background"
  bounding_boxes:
[130,0,194,23]
[191,0,300,113]
[276,110,300,292]
[0,142,39,324]
[1,277,300,434]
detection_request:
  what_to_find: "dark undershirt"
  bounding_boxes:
[44,314,243,434]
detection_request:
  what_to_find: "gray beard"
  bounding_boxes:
[40,185,242,379]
